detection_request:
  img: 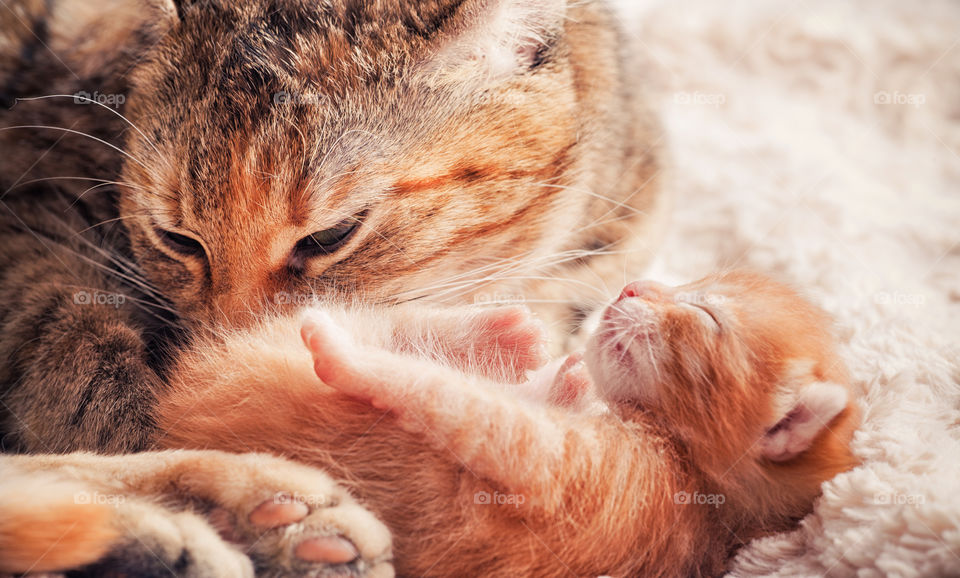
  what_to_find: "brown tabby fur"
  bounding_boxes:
[0,0,665,453]
[0,0,668,574]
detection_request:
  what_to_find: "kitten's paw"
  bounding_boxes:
[302,311,384,406]
[180,452,394,578]
[464,306,550,383]
[549,353,592,408]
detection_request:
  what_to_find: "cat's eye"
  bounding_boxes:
[156,228,206,258]
[294,214,364,259]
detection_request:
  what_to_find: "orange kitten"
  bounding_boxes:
[158,271,860,576]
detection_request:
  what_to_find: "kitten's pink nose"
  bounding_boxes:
[618,281,670,303]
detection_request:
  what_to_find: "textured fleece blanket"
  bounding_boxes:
[610,0,960,575]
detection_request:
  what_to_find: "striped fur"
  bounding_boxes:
[0,0,664,573]
[0,0,663,453]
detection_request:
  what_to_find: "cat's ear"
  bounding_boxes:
[143,0,192,21]
[420,0,567,85]
[169,0,198,20]
[760,381,849,462]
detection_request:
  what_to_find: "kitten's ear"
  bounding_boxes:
[421,0,567,84]
[760,382,849,462]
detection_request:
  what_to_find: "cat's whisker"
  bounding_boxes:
[580,171,662,234]
[10,176,151,193]
[278,116,311,176]
[418,272,612,305]
[643,331,662,382]
[573,211,654,236]
[307,128,380,190]
[74,214,147,235]
[40,212,177,309]
[0,125,149,169]
[58,279,184,327]
[10,175,175,203]
[69,182,124,206]
[394,246,632,302]
[63,248,178,317]
[533,181,651,223]
[14,95,161,155]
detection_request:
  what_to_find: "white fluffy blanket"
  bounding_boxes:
[610,0,960,575]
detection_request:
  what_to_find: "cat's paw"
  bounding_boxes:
[6,451,393,578]
[548,352,592,408]
[83,500,255,578]
[461,306,550,383]
[302,310,388,408]
[176,452,394,578]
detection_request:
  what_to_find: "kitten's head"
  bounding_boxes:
[585,271,859,515]
[118,0,582,329]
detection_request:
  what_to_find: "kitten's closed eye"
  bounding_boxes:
[680,302,721,331]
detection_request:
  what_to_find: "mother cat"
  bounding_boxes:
[0,0,664,574]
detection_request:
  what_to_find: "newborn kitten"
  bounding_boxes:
[158,271,860,577]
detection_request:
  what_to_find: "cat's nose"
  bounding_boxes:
[618,281,670,303]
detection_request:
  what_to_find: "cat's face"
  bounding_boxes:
[585,271,853,463]
[118,0,577,329]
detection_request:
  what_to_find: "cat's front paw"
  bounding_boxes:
[177,452,394,578]
[6,451,393,578]
[84,500,255,578]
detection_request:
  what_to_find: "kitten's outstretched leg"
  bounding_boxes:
[303,311,596,511]
[388,305,550,383]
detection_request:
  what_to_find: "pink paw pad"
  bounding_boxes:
[472,307,550,382]
[249,496,309,528]
[549,353,592,407]
[295,536,360,565]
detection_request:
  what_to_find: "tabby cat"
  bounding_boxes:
[0,0,664,574]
